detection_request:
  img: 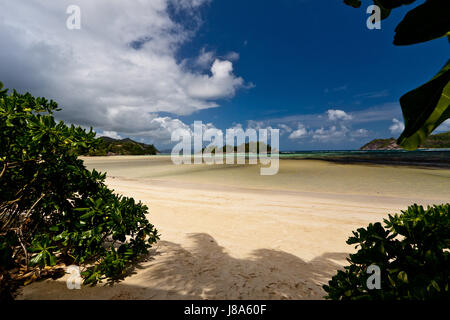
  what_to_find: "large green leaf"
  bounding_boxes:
[394,0,450,45]
[397,60,450,150]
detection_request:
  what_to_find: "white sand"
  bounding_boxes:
[18,156,450,300]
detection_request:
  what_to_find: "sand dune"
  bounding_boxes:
[17,157,450,300]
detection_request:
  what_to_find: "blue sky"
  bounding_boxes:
[1,0,449,150]
[175,0,449,150]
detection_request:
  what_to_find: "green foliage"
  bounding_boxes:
[29,235,57,268]
[86,137,159,156]
[344,0,450,150]
[323,204,450,300]
[397,60,450,150]
[0,83,159,292]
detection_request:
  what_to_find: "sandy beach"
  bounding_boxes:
[18,156,450,300]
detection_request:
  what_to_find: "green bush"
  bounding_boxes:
[323,204,449,300]
[0,82,159,297]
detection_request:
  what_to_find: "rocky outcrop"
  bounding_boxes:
[360,131,450,150]
[360,138,402,150]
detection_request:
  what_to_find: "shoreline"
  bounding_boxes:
[81,150,450,169]
[281,157,450,169]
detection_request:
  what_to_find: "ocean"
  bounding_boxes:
[279,149,450,168]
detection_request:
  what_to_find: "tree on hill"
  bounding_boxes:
[85,137,159,156]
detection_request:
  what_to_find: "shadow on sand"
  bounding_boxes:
[18,233,348,300]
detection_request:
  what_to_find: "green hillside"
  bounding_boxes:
[85,137,159,156]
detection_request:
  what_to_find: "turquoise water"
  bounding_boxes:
[158,149,450,167]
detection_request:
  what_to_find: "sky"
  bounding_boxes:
[0,0,449,151]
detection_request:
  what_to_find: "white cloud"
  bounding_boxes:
[270,103,402,127]
[195,48,216,69]
[289,124,308,139]
[0,0,248,146]
[174,0,212,10]
[224,51,240,61]
[435,119,450,132]
[186,59,244,99]
[350,128,370,138]
[286,122,369,143]
[194,49,240,70]
[389,118,405,135]
[327,109,353,121]
[246,108,375,144]
[98,131,122,140]
[278,124,292,134]
[312,125,349,142]
[247,120,275,132]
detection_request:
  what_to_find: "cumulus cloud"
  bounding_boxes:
[247,120,276,132]
[289,124,308,140]
[327,109,353,121]
[245,108,373,144]
[193,49,240,70]
[312,125,349,142]
[0,0,248,146]
[219,122,281,146]
[186,59,244,99]
[389,118,405,135]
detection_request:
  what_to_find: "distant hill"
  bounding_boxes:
[203,141,273,154]
[85,137,159,156]
[361,131,450,150]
